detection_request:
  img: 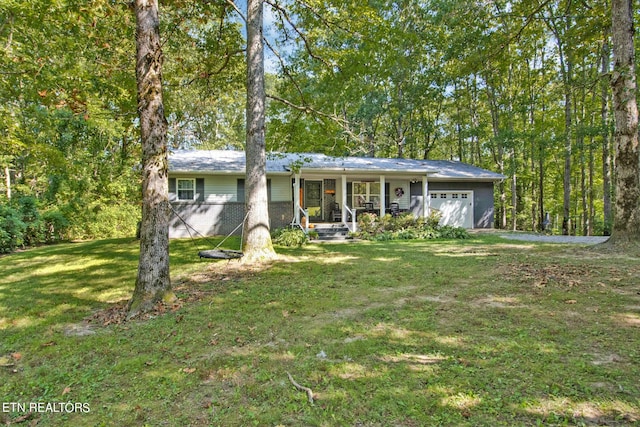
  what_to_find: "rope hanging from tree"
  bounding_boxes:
[170,206,249,260]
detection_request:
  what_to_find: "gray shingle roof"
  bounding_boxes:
[169,150,505,181]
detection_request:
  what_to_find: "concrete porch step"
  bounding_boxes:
[311,223,351,241]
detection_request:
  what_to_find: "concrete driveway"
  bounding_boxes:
[499,233,610,245]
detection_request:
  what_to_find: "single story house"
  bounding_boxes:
[168,150,505,238]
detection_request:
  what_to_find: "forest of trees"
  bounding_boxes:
[1,0,637,246]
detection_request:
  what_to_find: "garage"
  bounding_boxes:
[429,191,474,228]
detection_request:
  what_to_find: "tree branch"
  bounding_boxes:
[264,0,332,68]
[267,94,340,123]
[224,0,246,22]
[267,94,363,142]
[286,371,314,405]
[296,0,352,34]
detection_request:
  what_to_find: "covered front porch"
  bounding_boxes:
[291,172,433,233]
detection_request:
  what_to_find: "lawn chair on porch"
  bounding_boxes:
[331,202,342,222]
[364,202,375,213]
[389,202,400,217]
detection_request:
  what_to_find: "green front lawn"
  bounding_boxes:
[1,235,638,426]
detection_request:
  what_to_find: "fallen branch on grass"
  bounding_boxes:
[286,371,314,405]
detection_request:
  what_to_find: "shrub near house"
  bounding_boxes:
[354,212,470,241]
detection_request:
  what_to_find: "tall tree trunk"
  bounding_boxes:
[455,82,464,162]
[547,15,574,235]
[578,66,588,236]
[561,58,573,236]
[538,50,547,232]
[4,166,10,200]
[486,82,506,229]
[511,161,517,231]
[610,0,640,243]
[244,0,276,261]
[128,0,173,318]
[601,32,613,236]
[588,133,595,236]
[395,87,406,158]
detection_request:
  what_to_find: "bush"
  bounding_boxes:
[0,205,27,253]
[68,202,139,239]
[395,212,422,230]
[437,225,470,239]
[17,196,45,246]
[373,231,394,241]
[353,210,468,242]
[395,228,418,240]
[424,210,443,228]
[42,210,70,243]
[0,198,72,252]
[357,212,382,235]
[272,227,309,247]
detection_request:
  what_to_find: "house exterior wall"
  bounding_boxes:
[204,176,238,202]
[410,181,495,228]
[388,180,410,210]
[170,201,292,238]
[168,175,238,203]
[169,174,293,237]
[168,173,497,237]
[270,176,292,202]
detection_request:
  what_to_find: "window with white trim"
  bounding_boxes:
[352,182,381,208]
[177,178,195,201]
[461,193,468,199]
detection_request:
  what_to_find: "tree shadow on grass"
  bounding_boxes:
[0,237,247,334]
[1,237,639,426]
[0,239,140,328]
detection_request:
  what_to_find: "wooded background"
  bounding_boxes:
[0,0,634,240]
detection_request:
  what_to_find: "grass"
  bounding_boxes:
[0,234,639,426]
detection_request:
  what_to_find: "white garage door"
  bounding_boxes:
[429,192,474,228]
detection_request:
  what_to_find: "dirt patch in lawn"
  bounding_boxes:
[500,262,599,289]
[82,257,286,327]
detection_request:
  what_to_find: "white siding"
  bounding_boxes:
[389,181,410,210]
[205,176,237,202]
[270,176,292,202]
[171,174,294,203]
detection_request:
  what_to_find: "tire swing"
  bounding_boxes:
[197,212,249,260]
[170,205,248,261]
[198,248,243,260]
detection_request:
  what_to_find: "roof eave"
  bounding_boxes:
[293,167,440,175]
[171,169,292,176]
[429,176,505,182]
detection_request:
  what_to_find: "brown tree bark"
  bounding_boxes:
[609,0,640,243]
[601,33,613,236]
[546,14,574,235]
[560,52,573,236]
[128,0,174,317]
[244,0,277,262]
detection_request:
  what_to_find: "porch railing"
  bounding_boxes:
[344,205,357,233]
[296,204,309,233]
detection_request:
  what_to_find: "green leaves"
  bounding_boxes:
[0,0,247,239]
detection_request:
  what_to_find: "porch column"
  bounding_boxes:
[422,174,430,218]
[341,174,347,220]
[379,175,386,216]
[294,173,301,225]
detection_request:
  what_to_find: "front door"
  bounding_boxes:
[304,180,323,221]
